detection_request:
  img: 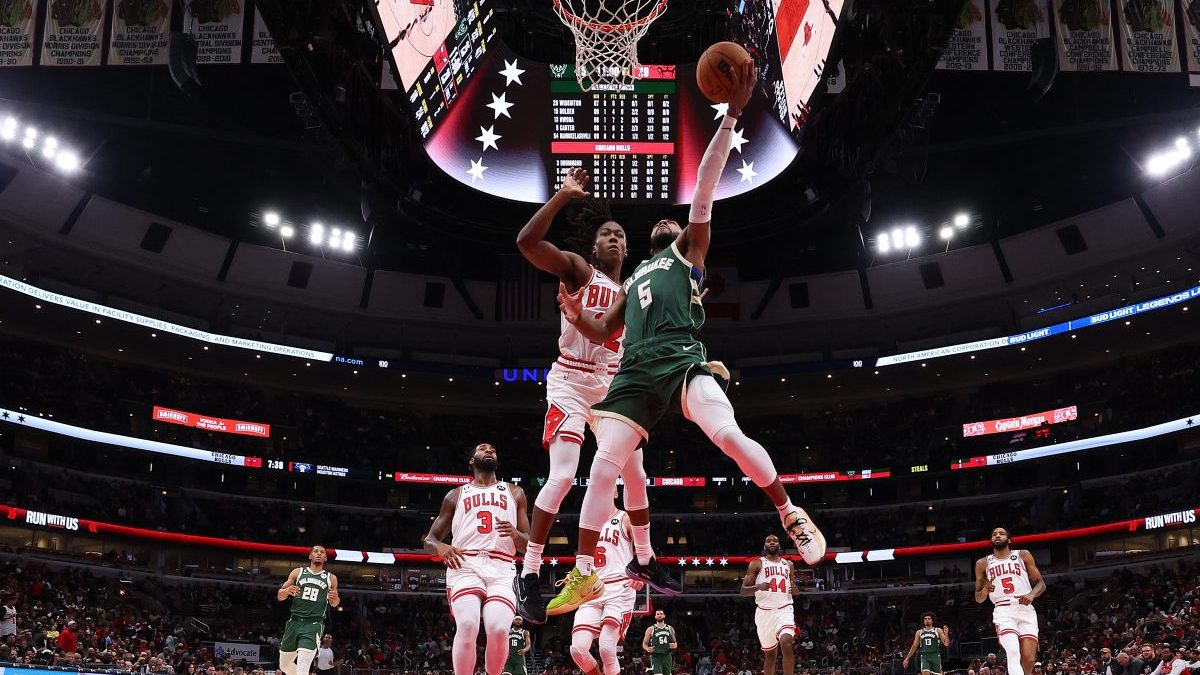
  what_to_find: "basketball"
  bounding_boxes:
[696,41,752,103]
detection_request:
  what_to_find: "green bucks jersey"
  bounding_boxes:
[651,624,674,654]
[918,628,941,656]
[508,627,526,654]
[291,567,330,621]
[621,243,705,348]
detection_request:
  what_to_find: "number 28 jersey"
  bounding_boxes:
[451,482,517,557]
[621,242,705,349]
[291,567,330,620]
[985,550,1032,604]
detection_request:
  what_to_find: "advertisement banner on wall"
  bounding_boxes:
[211,642,262,662]
[183,0,244,64]
[249,6,280,64]
[41,0,107,66]
[152,406,271,438]
[1116,0,1181,72]
[0,0,39,66]
[990,0,1052,71]
[1179,0,1200,82]
[1053,0,1119,71]
[962,405,1079,437]
[937,0,990,70]
[109,0,172,66]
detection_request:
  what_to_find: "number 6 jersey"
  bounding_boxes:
[452,482,518,557]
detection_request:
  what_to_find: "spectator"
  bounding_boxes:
[1156,645,1187,675]
[0,597,16,637]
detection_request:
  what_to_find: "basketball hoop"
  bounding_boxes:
[553,0,669,91]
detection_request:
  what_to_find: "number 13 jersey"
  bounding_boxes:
[452,482,517,557]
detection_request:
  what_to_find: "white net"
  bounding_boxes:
[552,0,669,91]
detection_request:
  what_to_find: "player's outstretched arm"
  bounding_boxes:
[679,60,756,272]
[424,488,465,569]
[327,574,340,607]
[558,282,626,344]
[517,167,593,289]
[277,567,301,602]
[1019,550,1046,605]
[740,559,765,597]
[973,558,993,604]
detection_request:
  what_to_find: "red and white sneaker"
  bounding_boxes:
[783,508,827,566]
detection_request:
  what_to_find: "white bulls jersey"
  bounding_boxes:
[451,482,518,557]
[753,557,794,610]
[985,550,1033,605]
[595,510,634,583]
[558,266,624,369]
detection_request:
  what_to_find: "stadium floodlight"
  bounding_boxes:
[54,151,80,173]
[905,225,920,248]
[41,143,56,159]
[280,225,295,239]
[0,127,13,141]
[309,223,324,245]
[953,212,970,228]
[877,233,891,254]
[1176,137,1189,150]
[2,116,15,130]
[23,126,36,139]
[21,136,34,149]
[328,233,341,248]
[891,228,904,248]
[263,211,281,227]
[342,233,355,252]
[939,226,954,240]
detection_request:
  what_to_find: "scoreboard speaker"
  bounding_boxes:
[919,262,945,290]
[1056,224,1088,255]
[287,262,313,289]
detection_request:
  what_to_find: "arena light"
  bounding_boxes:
[41,137,57,159]
[309,223,324,245]
[54,151,80,173]
[263,211,281,227]
[953,212,970,228]
[876,234,891,253]
[904,225,920,248]
[939,226,954,240]
[0,126,13,142]
[341,233,356,252]
[280,225,295,239]
[1145,138,1193,177]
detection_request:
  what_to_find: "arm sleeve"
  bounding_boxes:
[687,116,738,224]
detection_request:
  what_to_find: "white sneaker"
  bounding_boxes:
[783,508,827,566]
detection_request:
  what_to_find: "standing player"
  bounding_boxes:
[502,617,531,675]
[975,527,1045,675]
[903,613,950,675]
[643,610,677,675]
[570,498,645,675]
[742,534,800,675]
[515,168,669,624]
[425,443,531,675]
[277,546,340,675]
[547,61,826,615]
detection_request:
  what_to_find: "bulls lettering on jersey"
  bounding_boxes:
[594,511,634,582]
[559,267,624,363]
[754,557,794,610]
[451,483,518,557]
[986,551,1033,604]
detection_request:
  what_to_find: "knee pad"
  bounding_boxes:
[534,477,572,514]
[682,375,738,440]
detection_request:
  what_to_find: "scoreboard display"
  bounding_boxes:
[548,65,677,202]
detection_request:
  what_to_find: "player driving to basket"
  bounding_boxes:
[546,60,826,617]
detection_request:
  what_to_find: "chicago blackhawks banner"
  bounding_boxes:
[183,0,244,64]
[249,6,280,64]
[109,0,171,65]
[0,0,38,66]
[41,0,106,66]
[1117,0,1181,72]
[938,0,989,70]
[1053,0,1119,70]
[990,0,1052,71]
[1180,0,1200,83]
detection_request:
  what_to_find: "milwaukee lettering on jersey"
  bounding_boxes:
[623,257,676,290]
[461,491,509,513]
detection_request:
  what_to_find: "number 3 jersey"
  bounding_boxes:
[986,550,1033,605]
[451,482,518,558]
[291,567,331,620]
[753,557,794,611]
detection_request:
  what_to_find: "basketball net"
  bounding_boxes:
[553,0,669,91]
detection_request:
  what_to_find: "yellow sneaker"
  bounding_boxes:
[546,567,603,616]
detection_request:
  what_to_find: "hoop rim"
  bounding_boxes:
[552,0,669,34]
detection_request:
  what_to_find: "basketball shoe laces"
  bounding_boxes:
[787,515,813,547]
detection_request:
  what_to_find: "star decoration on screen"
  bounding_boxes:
[737,160,758,183]
[17,415,25,423]
[705,558,715,566]
[548,558,559,567]
[486,93,514,119]
[678,558,688,566]
[719,558,729,566]
[476,126,501,152]
[691,557,702,566]
[729,128,748,153]
[711,102,729,120]
[500,59,525,86]
[467,158,488,181]
[0,411,8,419]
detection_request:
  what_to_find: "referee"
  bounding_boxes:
[315,635,340,675]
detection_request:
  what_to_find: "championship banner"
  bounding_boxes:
[1116,0,1181,72]
[41,0,106,66]
[990,0,1052,71]
[937,0,989,70]
[0,0,38,66]
[152,406,271,438]
[109,0,171,66]
[1053,0,1119,71]
[248,5,279,64]
[1187,0,1200,84]
[962,405,1078,437]
[183,0,244,64]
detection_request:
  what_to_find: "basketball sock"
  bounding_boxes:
[632,523,654,566]
[295,648,317,675]
[599,623,621,675]
[570,629,598,673]
[482,600,514,675]
[775,498,797,523]
[524,541,545,577]
[450,595,482,675]
[278,651,297,675]
[998,632,1022,675]
[577,554,595,576]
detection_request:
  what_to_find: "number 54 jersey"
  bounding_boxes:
[446,482,518,612]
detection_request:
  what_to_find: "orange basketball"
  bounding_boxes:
[696,41,752,104]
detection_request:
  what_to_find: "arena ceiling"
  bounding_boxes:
[0,0,1196,283]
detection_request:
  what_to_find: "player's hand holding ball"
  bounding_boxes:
[436,542,465,569]
[496,520,515,538]
[696,41,757,117]
[559,167,591,200]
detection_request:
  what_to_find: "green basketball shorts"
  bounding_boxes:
[280,618,323,652]
[592,334,711,439]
